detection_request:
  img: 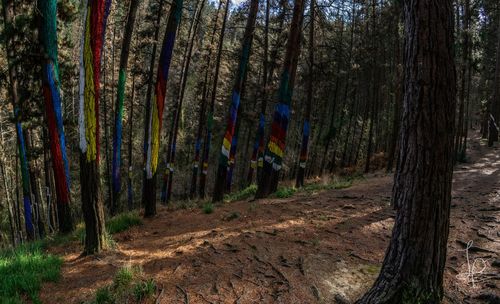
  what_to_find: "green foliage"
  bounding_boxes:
[89,265,156,304]
[94,287,115,304]
[224,184,257,202]
[0,241,62,303]
[202,202,214,214]
[106,212,142,235]
[133,279,156,301]
[274,186,297,198]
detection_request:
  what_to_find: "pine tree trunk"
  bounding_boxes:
[357,0,456,302]
[488,10,500,147]
[163,0,205,204]
[2,0,35,240]
[38,0,74,233]
[213,0,260,202]
[199,0,230,199]
[142,0,183,216]
[295,0,314,188]
[256,0,305,198]
[111,0,140,215]
[142,0,164,213]
[79,0,111,254]
[127,76,136,210]
[190,0,223,199]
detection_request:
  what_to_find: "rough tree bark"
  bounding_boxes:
[357,0,456,302]
[79,0,111,254]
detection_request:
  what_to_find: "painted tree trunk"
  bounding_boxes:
[163,0,205,204]
[213,0,259,202]
[142,0,183,217]
[199,0,230,199]
[248,0,287,185]
[357,0,456,301]
[111,0,140,214]
[256,0,306,198]
[141,0,164,213]
[79,0,111,255]
[38,0,74,233]
[295,0,314,188]
[2,0,35,240]
[226,105,242,191]
[190,0,223,199]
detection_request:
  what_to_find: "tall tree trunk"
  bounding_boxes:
[488,10,500,147]
[454,0,470,160]
[256,0,306,198]
[142,0,183,217]
[190,0,223,198]
[2,0,35,240]
[212,0,260,202]
[37,0,74,233]
[111,0,141,215]
[357,0,456,302]
[141,0,164,212]
[163,0,205,204]
[79,0,111,254]
[295,0,314,188]
[127,75,136,210]
[199,0,230,199]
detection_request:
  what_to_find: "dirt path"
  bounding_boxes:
[40,134,499,304]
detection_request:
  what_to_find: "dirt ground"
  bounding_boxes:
[40,134,499,304]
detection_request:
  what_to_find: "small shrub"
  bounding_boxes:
[224,184,257,202]
[275,187,296,198]
[202,202,214,214]
[106,212,142,235]
[133,278,156,301]
[94,286,114,304]
[113,266,136,289]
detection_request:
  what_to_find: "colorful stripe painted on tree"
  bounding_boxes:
[256,0,305,198]
[213,0,259,202]
[39,0,73,232]
[145,0,183,179]
[79,0,111,162]
[15,117,34,238]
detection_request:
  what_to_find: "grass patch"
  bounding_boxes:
[274,186,297,198]
[202,202,214,214]
[0,242,62,303]
[88,265,156,304]
[224,184,257,202]
[106,212,142,235]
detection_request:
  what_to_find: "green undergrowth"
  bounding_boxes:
[202,202,215,214]
[88,265,157,304]
[106,211,142,234]
[0,241,62,304]
[274,186,297,198]
[224,184,257,202]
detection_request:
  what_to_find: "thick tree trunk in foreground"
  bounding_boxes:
[79,0,110,254]
[357,0,456,302]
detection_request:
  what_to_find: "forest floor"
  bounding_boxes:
[40,133,499,304]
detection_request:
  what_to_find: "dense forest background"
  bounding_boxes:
[0,0,498,247]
